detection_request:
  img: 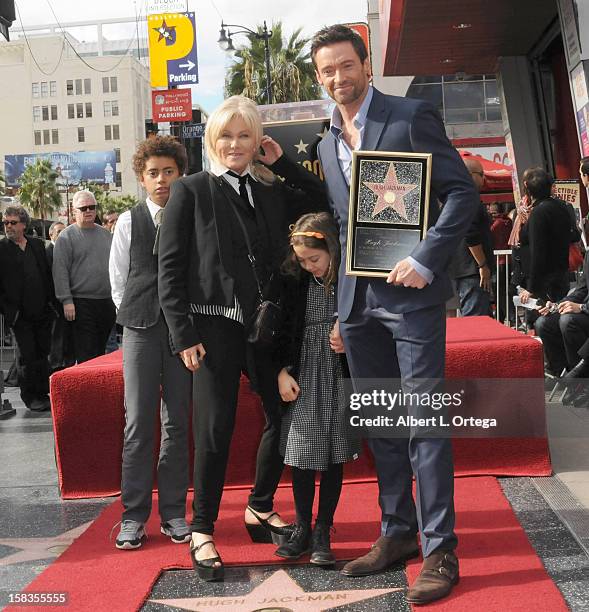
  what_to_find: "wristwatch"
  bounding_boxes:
[581,303,589,315]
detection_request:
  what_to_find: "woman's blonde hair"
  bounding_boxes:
[205,95,275,184]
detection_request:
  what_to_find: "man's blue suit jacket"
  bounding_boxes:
[318,88,478,322]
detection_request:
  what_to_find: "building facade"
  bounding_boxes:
[0,32,150,219]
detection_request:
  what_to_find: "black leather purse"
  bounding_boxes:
[216,175,282,346]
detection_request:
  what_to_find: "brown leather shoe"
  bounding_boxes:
[406,549,459,605]
[341,535,419,577]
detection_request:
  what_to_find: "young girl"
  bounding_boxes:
[275,212,361,566]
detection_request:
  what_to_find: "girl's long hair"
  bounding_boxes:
[282,212,340,292]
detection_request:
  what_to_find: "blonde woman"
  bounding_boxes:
[158,95,327,580]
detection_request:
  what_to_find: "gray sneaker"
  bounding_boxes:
[160,518,191,543]
[115,520,146,550]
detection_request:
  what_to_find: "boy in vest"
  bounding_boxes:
[109,136,191,549]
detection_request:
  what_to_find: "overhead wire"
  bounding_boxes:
[14,1,66,76]
[44,0,145,73]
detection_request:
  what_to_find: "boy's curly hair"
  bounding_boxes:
[132,135,188,178]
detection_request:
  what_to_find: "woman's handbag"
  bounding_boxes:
[213,175,282,346]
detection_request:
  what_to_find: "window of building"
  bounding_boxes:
[33,106,41,122]
[75,79,82,95]
[115,171,122,188]
[78,127,85,143]
[112,124,120,140]
[111,100,119,117]
[34,130,41,145]
[114,147,121,163]
[40,81,48,97]
[51,105,57,120]
[32,82,40,98]
[406,74,501,125]
[43,129,50,145]
[68,104,74,119]
[51,129,59,144]
[103,76,118,93]
[42,106,49,121]
[105,125,112,140]
[76,103,84,119]
[84,78,91,94]
[66,80,74,95]
[85,102,92,118]
[103,100,111,117]
[50,81,57,97]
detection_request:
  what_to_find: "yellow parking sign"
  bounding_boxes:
[148,12,199,88]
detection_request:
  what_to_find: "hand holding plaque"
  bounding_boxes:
[346,151,432,278]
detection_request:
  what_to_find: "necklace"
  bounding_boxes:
[312,275,325,287]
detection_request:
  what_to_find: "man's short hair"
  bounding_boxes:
[132,135,188,178]
[4,205,30,226]
[310,24,368,67]
[580,156,589,176]
[522,166,553,200]
[49,221,65,234]
[72,190,97,207]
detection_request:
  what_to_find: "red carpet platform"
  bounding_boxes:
[50,317,550,499]
[7,478,568,612]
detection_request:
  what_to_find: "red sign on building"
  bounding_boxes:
[151,88,192,122]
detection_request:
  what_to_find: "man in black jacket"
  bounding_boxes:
[0,206,56,411]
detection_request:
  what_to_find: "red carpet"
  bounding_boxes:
[51,317,550,499]
[8,478,567,612]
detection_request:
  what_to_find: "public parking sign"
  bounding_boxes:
[152,89,192,122]
[148,12,198,88]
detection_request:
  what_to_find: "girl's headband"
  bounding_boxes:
[291,230,325,240]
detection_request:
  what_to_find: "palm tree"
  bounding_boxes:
[18,159,61,220]
[225,22,321,104]
[0,170,5,197]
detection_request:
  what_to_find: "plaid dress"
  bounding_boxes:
[280,281,361,470]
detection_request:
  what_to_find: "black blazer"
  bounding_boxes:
[158,155,327,352]
[0,235,56,326]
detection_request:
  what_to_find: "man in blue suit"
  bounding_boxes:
[312,25,477,604]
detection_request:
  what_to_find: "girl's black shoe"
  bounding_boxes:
[190,539,224,582]
[310,522,335,566]
[274,523,311,559]
[245,506,295,545]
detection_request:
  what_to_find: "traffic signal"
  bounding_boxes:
[0,0,15,41]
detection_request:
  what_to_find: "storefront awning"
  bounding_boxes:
[379,0,558,76]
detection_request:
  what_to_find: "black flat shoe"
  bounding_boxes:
[245,506,294,545]
[190,540,224,582]
[310,522,335,566]
[275,523,311,560]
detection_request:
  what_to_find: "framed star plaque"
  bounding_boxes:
[346,150,432,277]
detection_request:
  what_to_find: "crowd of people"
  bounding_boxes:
[1,23,588,606]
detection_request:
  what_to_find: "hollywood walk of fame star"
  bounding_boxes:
[153,19,177,45]
[294,139,309,154]
[151,569,402,611]
[363,163,419,220]
[0,522,92,567]
[316,126,330,139]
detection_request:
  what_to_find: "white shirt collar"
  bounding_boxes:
[330,85,374,135]
[210,161,257,181]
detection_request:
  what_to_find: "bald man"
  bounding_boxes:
[448,157,494,316]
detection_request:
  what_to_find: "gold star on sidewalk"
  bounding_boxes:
[363,162,418,220]
[151,569,402,611]
[0,522,92,567]
[294,139,309,154]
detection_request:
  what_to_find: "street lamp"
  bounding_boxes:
[218,20,273,105]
